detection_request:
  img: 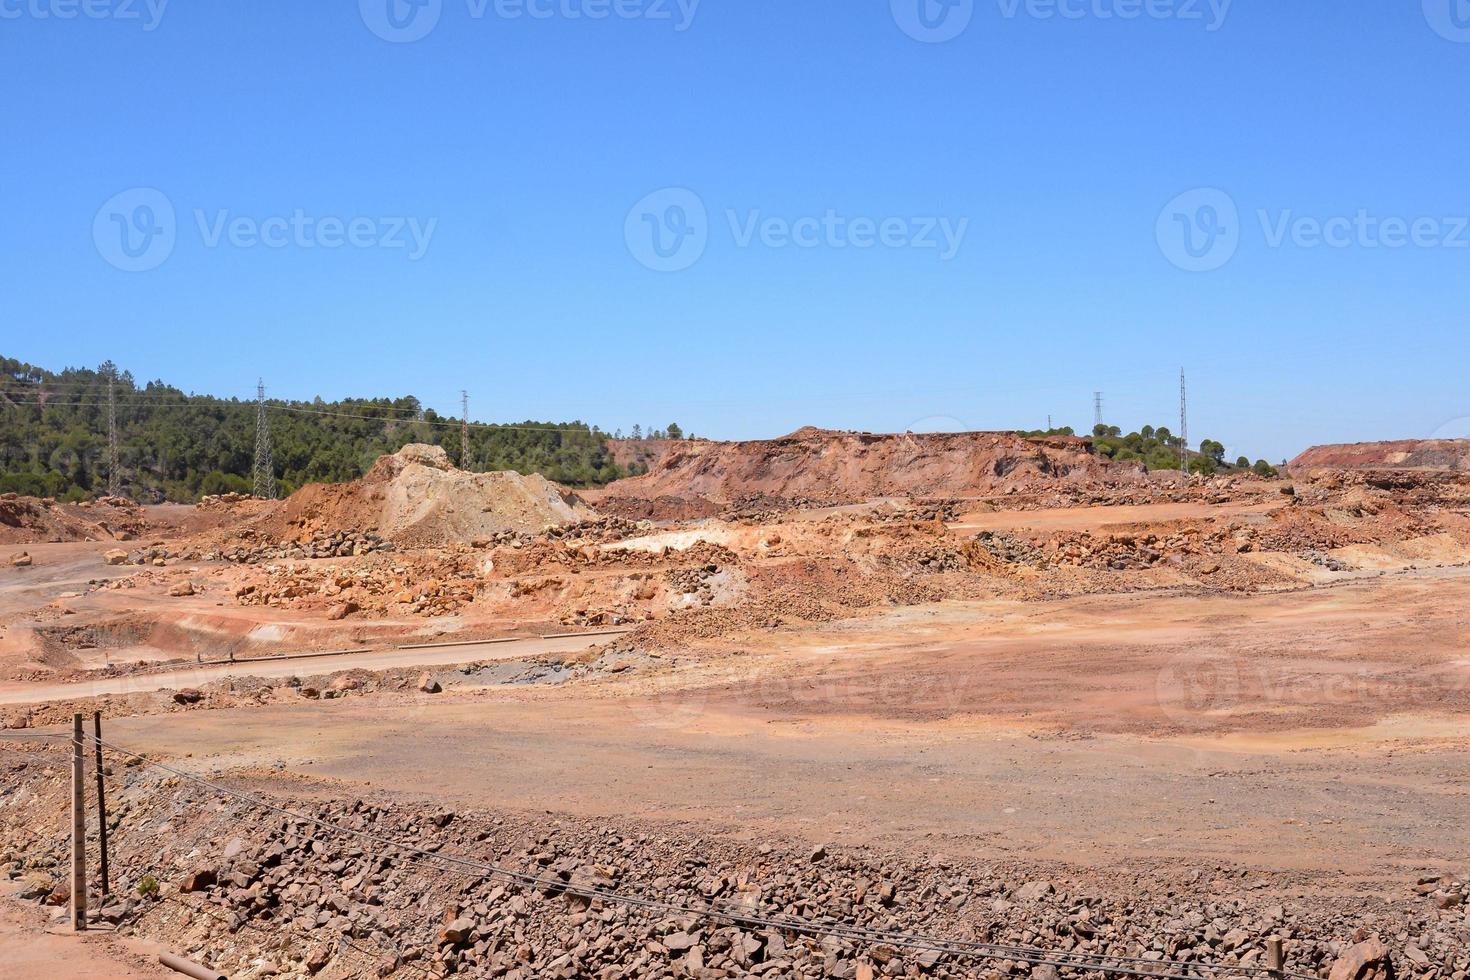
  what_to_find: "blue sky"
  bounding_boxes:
[3,0,1469,463]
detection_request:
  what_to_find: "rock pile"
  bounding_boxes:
[221,530,394,564]
[252,444,596,548]
[540,516,650,544]
[2,759,1465,980]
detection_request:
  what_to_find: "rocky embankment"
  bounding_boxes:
[601,428,1144,507]
[1,753,1464,980]
[1290,440,1470,473]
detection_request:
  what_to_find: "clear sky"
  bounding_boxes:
[3,0,1468,463]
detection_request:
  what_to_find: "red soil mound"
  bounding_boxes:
[0,494,143,544]
[1289,440,1470,473]
[601,428,1141,504]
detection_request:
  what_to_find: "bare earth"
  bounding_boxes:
[3,449,1470,977]
[60,567,1470,885]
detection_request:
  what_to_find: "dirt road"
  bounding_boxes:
[0,631,626,705]
[0,898,170,979]
[35,568,1467,888]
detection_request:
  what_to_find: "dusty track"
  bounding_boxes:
[0,631,625,705]
[15,567,1469,885]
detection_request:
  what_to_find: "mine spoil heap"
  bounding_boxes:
[253,443,596,547]
[1289,439,1470,473]
[602,427,1144,507]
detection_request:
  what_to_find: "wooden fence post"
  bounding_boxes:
[93,712,109,897]
[70,712,87,931]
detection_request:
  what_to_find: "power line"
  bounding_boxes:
[1180,368,1189,470]
[106,372,120,497]
[254,380,276,501]
[1,397,605,436]
[461,390,470,471]
[10,733,1314,980]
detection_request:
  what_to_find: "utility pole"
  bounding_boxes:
[1046,414,1053,432]
[253,380,276,500]
[92,712,109,897]
[1179,368,1189,471]
[106,372,120,498]
[70,713,86,932]
[460,391,470,471]
[1093,392,1103,430]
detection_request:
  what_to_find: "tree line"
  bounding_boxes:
[1020,423,1278,477]
[612,424,686,440]
[0,356,632,502]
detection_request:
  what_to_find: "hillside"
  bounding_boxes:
[0,355,626,502]
[600,427,1142,505]
[1290,439,1470,473]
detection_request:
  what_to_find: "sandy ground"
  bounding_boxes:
[12,565,1462,897]
[5,477,1470,975]
[949,499,1285,533]
[0,897,171,979]
[0,631,626,705]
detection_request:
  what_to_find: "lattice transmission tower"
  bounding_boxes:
[1179,369,1189,471]
[253,380,276,500]
[461,391,470,471]
[107,371,121,497]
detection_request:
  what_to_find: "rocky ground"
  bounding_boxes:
[2,442,1470,978]
[2,745,1463,980]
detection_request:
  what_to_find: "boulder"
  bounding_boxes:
[103,549,129,565]
[305,944,332,974]
[179,868,217,893]
[1014,880,1054,901]
[417,673,441,694]
[439,916,476,945]
[1328,937,1394,980]
[10,552,31,567]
